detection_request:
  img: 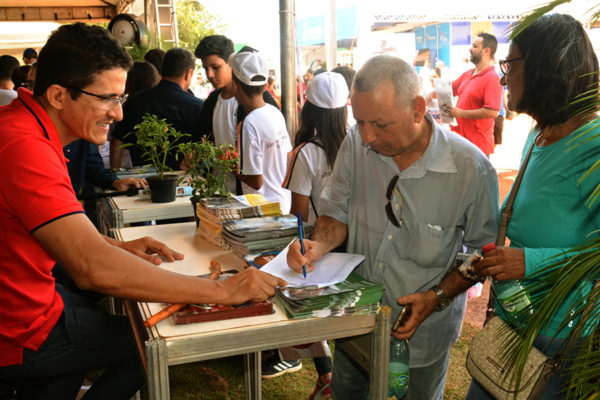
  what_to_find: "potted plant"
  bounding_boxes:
[178,137,239,223]
[126,113,190,203]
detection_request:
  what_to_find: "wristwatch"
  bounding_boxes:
[430,285,450,311]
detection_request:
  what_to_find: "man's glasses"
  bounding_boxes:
[385,174,403,228]
[66,87,128,109]
[499,57,523,75]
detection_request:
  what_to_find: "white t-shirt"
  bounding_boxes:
[239,104,292,214]
[213,93,239,193]
[283,141,331,225]
[0,89,17,106]
[212,93,238,147]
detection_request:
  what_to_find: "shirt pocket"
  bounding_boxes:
[405,221,458,269]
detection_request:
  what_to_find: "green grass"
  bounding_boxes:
[133,321,482,399]
[141,353,320,400]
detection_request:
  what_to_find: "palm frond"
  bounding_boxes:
[502,237,600,397]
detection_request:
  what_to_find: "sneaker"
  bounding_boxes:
[309,377,332,400]
[261,355,302,379]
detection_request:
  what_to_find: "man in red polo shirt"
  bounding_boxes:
[0,23,285,399]
[444,33,503,157]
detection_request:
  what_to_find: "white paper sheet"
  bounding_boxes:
[434,79,456,124]
[260,242,366,288]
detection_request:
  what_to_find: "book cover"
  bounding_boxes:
[200,194,282,220]
[274,272,384,319]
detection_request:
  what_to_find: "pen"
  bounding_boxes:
[297,212,307,279]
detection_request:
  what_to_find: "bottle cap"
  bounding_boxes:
[482,243,496,253]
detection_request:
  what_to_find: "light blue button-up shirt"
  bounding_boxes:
[319,114,499,366]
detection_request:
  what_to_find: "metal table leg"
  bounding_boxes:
[244,352,261,400]
[146,338,170,400]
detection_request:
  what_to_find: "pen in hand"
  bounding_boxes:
[297,212,307,279]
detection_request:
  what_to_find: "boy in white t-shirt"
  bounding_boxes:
[229,50,292,214]
[195,36,280,194]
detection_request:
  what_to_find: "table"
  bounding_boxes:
[98,193,194,235]
[115,222,391,400]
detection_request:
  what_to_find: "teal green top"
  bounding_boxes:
[503,117,600,338]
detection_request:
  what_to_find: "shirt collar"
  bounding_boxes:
[473,65,496,78]
[159,79,187,93]
[17,87,68,163]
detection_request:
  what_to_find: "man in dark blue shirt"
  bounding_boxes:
[65,139,146,193]
[110,48,203,170]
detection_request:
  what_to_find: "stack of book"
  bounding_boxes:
[194,194,283,248]
[222,214,312,256]
[274,272,383,319]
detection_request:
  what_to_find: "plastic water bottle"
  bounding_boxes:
[388,336,409,400]
[484,243,533,326]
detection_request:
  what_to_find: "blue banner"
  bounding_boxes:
[492,21,512,44]
[297,6,358,46]
[425,24,438,50]
[437,23,451,68]
[414,26,426,50]
[336,6,358,41]
[451,22,471,45]
[297,14,326,46]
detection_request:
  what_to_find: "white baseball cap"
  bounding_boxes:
[228,50,268,86]
[306,72,349,109]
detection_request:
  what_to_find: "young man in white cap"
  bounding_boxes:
[194,37,280,194]
[229,49,292,214]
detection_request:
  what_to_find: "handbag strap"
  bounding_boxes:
[496,133,538,246]
[486,134,538,321]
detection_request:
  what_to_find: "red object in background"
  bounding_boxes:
[482,243,496,253]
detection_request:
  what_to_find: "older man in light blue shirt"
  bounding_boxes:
[287,55,499,400]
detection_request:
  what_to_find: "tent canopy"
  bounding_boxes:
[0,0,135,22]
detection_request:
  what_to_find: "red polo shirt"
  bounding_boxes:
[0,88,84,366]
[451,66,502,156]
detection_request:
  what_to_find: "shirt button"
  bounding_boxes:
[378,262,383,269]
[395,203,400,210]
[387,234,392,240]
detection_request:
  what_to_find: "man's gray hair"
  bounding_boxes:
[353,55,419,106]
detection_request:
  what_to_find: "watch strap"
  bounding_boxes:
[430,284,450,311]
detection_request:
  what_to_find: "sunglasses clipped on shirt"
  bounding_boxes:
[385,174,403,228]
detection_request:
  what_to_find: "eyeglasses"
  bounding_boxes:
[385,174,403,228]
[499,57,523,75]
[66,86,128,109]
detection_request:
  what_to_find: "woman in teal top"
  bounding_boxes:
[467,14,600,399]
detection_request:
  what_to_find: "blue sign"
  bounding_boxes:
[492,21,512,44]
[414,26,426,49]
[298,14,326,46]
[451,22,471,45]
[437,23,451,68]
[296,6,358,46]
[336,6,358,41]
[425,24,438,50]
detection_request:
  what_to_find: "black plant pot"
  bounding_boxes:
[147,174,178,203]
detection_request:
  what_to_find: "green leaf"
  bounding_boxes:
[126,113,191,178]
[178,136,239,200]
